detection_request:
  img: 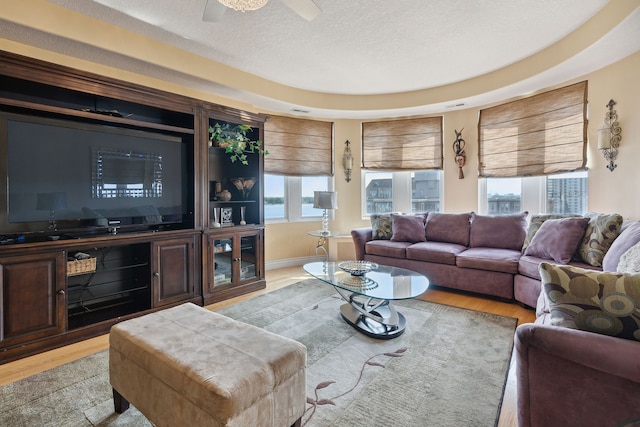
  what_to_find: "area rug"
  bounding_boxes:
[0,279,517,426]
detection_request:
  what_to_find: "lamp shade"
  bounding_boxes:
[313,191,337,210]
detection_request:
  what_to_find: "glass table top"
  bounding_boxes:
[303,261,429,301]
[307,230,344,238]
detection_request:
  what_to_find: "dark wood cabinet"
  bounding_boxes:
[0,251,65,347]
[0,51,266,363]
[203,227,264,304]
[201,112,266,305]
[152,234,200,307]
[0,231,203,363]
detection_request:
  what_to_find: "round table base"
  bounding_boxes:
[340,303,406,339]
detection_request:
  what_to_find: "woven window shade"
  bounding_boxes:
[478,81,588,178]
[362,117,443,170]
[264,115,333,176]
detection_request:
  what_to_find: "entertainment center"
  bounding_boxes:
[0,51,266,363]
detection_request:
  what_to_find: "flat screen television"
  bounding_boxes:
[0,111,193,239]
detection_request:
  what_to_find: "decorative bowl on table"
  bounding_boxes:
[338,260,379,276]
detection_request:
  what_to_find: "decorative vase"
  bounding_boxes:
[230,177,256,200]
[212,207,221,228]
[240,206,246,225]
[219,190,232,201]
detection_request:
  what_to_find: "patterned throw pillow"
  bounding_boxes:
[522,214,579,253]
[618,241,640,274]
[539,262,640,341]
[370,214,392,240]
[577,212,623,267]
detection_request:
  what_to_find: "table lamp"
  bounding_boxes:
[313,191,337,236]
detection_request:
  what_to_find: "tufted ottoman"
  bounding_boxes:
[109,302,306,427]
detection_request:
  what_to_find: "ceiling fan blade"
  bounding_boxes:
[203,0,227,22]
[280,0,321,21]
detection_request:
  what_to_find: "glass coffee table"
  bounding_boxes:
[303,261,429,339]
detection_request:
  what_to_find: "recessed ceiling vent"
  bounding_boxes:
[291,108,311,114]
[445,103,466,109]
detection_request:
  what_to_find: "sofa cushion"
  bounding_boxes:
[519,255,599,280]
[618,241,640,274]
[522,214,580,252]
[390,213,427,243]
[539,262,640,341]
[603,221,640,272]
[469,212,528,250]
[524,217,589,263]
[577,212,623,267]
[405,241,467,265]
[370,214,392,240]
[456,247,521,274]
[425,212,471,246]
[365,240,411,259]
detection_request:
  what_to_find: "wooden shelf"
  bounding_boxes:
[0,96,195,134]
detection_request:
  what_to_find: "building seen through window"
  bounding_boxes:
[485,172,587,215]
[364,170,441,215]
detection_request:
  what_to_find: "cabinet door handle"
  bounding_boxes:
[154,272,160,277]
[57,289,65,295]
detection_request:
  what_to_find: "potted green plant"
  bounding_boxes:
[208,122,268,165]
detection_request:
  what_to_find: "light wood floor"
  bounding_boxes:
[0,266,535,426]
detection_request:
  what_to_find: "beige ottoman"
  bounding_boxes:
[109,302,306,427]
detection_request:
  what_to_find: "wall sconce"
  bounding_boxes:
[342,140,353,182]
[597,99,622,172]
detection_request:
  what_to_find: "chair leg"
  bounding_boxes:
[113,388,130,414]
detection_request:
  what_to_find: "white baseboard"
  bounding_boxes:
[265,255,323,271]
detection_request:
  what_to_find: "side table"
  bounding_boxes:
[307,230,342,260]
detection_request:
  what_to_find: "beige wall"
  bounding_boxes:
[0,2,638,264]
[267,51,640,263]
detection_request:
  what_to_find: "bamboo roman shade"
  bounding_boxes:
[264,115,333,176]
[362,117,443,170]
[478,81,588,178]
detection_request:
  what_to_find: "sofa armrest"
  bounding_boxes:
[516,323,640,382]
[515,323,640,427]
[351,228,372,260]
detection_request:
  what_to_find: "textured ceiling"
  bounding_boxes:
[6,1,640,117]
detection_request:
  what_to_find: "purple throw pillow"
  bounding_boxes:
[425,212,472,246]
[391,214,427,243]
[469,212,528,250]
[524,217,590,263]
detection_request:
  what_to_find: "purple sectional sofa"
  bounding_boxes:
[352,211,608,307]
[353,211,640,425]
[516,260,640,426]
[352,212,528,302]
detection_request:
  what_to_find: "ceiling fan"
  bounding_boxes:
[203,0,321,22]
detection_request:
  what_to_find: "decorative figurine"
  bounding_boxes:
[453,128,466,179]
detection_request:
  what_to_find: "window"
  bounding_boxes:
[363,170,441,216]
[478,81,587,178]
[361,116,443,217]
[263,115,334,223]
[480,171,587,215]
[265,174,332,222]
[478,82,588,216]
[264,174,285,219]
